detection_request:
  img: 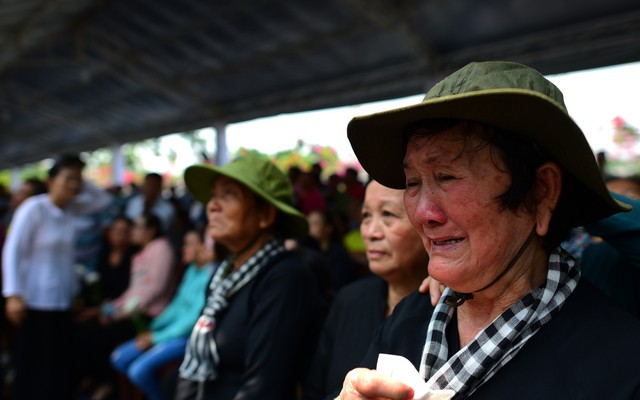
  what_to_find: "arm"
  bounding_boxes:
[584,193,640,266]
[69,180,113,215]
[2,200,37,325]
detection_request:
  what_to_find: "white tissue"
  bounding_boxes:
[376,354,456,400]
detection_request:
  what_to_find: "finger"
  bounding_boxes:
[429,280,445,306]
[430,290,438,307]
[342,368,414,400]
[419,277,430,294]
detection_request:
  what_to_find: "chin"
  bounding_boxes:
[369,263,395,277]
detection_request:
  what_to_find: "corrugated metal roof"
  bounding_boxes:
[1,0,639,167]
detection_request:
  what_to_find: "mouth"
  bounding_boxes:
[366,249,386,259]
[431,237,465,247]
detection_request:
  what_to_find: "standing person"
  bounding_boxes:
[125,172,176,233]
[334,61,640,399]
[175,154,322,400]
[303,181,429,399]
[2,154,112,400]
[111,228,216,400]
[0,177,46,392]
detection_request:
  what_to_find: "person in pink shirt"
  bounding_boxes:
[103,213,176,320]
[89,213,176,400]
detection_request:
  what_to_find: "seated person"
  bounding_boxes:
[303,181,428,399]
[111,228,216,400]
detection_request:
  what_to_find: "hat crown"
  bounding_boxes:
[425,61,567,113]
[225,155,294,205]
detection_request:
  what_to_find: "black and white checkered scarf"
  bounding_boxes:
[420,247,579,399]
[179,238,285,382]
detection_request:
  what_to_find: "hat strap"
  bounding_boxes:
[444,228,537,308]
[228,230,272,272]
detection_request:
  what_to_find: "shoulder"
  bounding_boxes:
[334,275,387,303]
[126,194,143,206]
[547,278,640,344]
[10,195,47,224]
[385,291,433,327]
[141,237,173,259]
[16,195,46,212]
[473,279,640,399]
[374,291,433,357]
[150,237,173,251]
[260,250,314,282]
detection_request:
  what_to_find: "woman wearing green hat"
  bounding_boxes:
[174,154,321,400]
[334,61,640,399]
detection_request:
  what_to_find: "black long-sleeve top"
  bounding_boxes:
[200,250,323,400]
[303,275,388,400]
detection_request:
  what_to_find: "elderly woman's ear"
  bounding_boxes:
[259,204,278,229]
[533,162,562,237]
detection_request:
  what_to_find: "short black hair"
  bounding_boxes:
[140,213,164,239]
[48,154,85,178]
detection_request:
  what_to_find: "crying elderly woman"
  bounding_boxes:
[334,61,640,400]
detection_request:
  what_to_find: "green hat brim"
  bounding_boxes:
[184,164,308,239]
[348,88,630,225]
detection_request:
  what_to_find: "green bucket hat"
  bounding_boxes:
[184,154,308,239]
[347,61,630,226]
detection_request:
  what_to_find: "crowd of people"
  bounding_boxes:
[1,60,640,400]
[0,152,374,400]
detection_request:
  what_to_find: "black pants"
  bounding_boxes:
[13,309,73,400]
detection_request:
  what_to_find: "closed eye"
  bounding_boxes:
[437,174,456,182]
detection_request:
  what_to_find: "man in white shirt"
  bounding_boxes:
[124,172,175,233]
[2,154,112,400]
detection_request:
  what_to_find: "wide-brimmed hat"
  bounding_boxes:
[184,154,308,239]
[347,61,630,225]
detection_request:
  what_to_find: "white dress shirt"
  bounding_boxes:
[2,182,112,310]
[124,194,175,233]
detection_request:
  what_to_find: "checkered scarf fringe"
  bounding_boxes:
[179,238,285,382]
[419,247,579,399]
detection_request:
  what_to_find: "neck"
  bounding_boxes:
[48,194,66,209]
[386,269,427,317]
[231,232,272,270]
[456,245,549,347]
[194,258,210,268]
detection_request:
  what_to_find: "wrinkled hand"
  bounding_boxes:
[335,368,414,400]
[419,277,446,307]
[5,296,27,326]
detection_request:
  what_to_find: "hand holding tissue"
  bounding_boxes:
[376,354,455,400]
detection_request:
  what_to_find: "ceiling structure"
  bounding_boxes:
[1,0,639,168]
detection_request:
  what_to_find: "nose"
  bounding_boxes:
[407,189,447,227]
[207,196,221,213]
[361,217,383,241]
